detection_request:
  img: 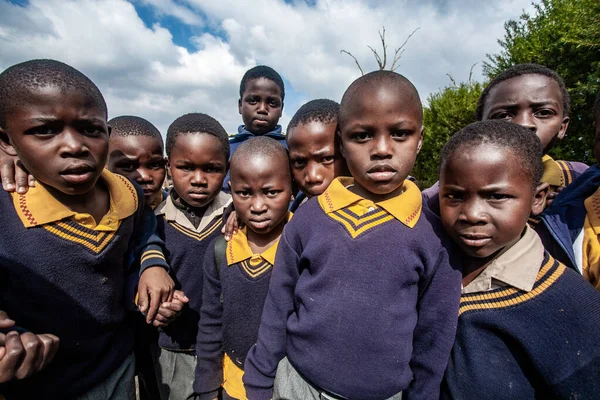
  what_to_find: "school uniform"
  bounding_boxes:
[441,226,600,399]
[195,215,290,400]
[243,177,461,400]
[153,191,231,400]
[0,170,167,399]
[222,125,287,193]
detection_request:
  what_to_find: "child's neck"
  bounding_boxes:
[247,218,286,254]
[46,180,110,225]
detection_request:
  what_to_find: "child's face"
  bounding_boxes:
[107,135,166,204]
[439,143,546,259]
[168,133,227,208]
[339,85,423,202]
[288,121,345,197]
[239,78,283,135]
[481,74,569,154]
[230,155,291,235]
[0,85,108,196]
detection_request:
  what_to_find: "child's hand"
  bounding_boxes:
[221,210,243,241]
[152,290,189,328]
[138,267,175,324]
[0,311,59,383]
[0,152,35,194]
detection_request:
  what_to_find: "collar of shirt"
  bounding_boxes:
[155,190,231,232]
[541,154,565,188]
[461,225,544,294]
[317,176,422,228]
[226,211,292,265]
[11,169,137,231]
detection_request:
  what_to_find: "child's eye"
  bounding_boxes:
[534,109,555,118]
[490,112,512,120]
[291,159,307,169]
[391,130,410,139]
[28,126,57,136]
[352,132,371,141]
[489,193,510,201]
[178,165,194,172]
[82,126,104,136]
[321,155,335,164]
[266,190,281,197]
[116,162,136,172]
[269,99,281,108]
[444,192,463,201]
[148,161,165,170]
[236,190,251,197]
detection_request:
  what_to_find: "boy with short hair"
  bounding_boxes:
[243,71,461,400]
[195,137,292,400]
[438,120,600,398]
[107,115,167,210]
[537,93,600,286]
[154,113,232,400]
[0,59,171,399]
[222,65,286,193]
[287,99,347,211]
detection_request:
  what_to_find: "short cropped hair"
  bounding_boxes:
[287,99,340,134]
[476,63,570,120]
[440,120,544,189]
[109,115,163,147]
[239,65,285,100]
[165,113,230,159]
[0,59,107,128]
[340,70,422,124]
[230,136,290,181]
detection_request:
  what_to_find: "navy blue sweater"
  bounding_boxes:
[441,253,600,399]
[243,178,461,400]
[156,214,223,351]
[0,173,166,399]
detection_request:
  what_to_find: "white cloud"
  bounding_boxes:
[0,0,536,135]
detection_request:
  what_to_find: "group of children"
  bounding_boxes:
[0,57,599,400]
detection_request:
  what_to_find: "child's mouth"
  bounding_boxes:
[61,164,95,185]
[459,234,492,248]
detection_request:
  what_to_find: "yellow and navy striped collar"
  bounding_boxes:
[318,177,422,228]
[12,169,137,231]
[155,191,231,233]
[226,211,292,266]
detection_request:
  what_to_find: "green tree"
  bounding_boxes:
[412,79,483,188]
[484,0,600,163]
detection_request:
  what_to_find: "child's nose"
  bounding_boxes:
[513,112,537,132]
[60,129,89,156]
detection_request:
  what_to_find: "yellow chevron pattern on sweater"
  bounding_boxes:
[165,217,222,241]
[43,220,117,254]
[240,258,273,279]
[459,255,565,316]
[327,205,395,239]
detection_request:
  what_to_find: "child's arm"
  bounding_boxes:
[0,311,59,383]
[404,243,461,400]
[243,228,301,400]
[194,239,225,399]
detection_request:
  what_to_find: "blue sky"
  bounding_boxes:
[0,0,535,135]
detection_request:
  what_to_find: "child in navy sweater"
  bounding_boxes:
[0,59,171,399]
[438,120,600,399]
[243,71,462,400]
[195,137,292,400]
[153,113,232,400]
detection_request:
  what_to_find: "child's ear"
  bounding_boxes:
[0,127,18,157]
[338,130,345,159]
[227,180,232,192]
[557,116,570,141]
[416,126,424,154]
[107,124,112,137]
[531,182,550,215]
[238,98,242,115]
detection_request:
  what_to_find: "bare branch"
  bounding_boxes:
[367,45,383,69]
[446,73,457,87]
[468,62,478,83]
[379,26,387,70]
[390,27,420,71]
[340,50,365,75]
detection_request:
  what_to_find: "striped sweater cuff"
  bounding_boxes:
[139,245,169,274]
